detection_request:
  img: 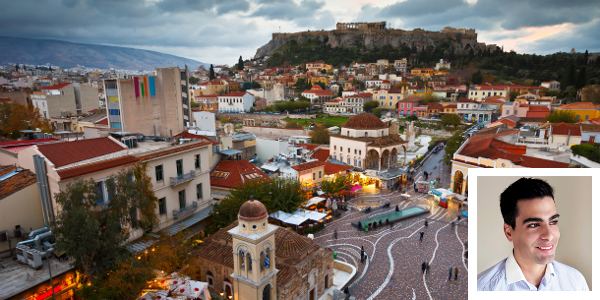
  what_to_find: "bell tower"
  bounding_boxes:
[229,195,278,300]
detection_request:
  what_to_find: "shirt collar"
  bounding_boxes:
[505,251,556,286]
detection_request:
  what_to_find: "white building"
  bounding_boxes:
[541,81,560,92]
[192,111,216,133]
[435,59,451,70]
[218,92,255,113]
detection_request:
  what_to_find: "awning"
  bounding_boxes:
[294,209,327,221]
[269,211,293,221]
[302,197,326,207]
[350,185,363,192]
[261,163,279,172]
[282,215,309,226]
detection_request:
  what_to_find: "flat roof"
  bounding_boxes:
[218,149,243,156]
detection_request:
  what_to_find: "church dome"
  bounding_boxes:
[238,198,268,221]
[342,112,386,129]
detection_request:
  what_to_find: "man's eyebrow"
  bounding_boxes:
[522,214,560,225]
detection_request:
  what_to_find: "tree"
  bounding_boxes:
[310,125,330,144]
[442,132,465,165]
[571,143,600,163]
[373,108,382,118]
[293,78,311,92]
[52,163,159,278]
[319,174,350,195]
[15,63,19,71]
[471,70,483,84]
[251,81,262,89]
[545,110,577,123]
[364,100,379,112]
[576,66,587,89]
[190,101,200,108]
[337,85,343,98]
[564,63,575,89]
[441,114,461,126]
[285,120,303,129]
[209,64,216,80]
[77,259,154,300]
[219,117,229,123]
[320,69,327,74]
[249,106,256,113]
[580,85,600,104]
[0,102,52,137]
[237,56,244,70]
[209,177,305,231]
[189,76,200,85]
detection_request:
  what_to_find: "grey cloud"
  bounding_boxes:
[156,0,249,14]
[251,0,325,22]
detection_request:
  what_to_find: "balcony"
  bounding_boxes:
[173,201,198,220]
[170,170,195,187]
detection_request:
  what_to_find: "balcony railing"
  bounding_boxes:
[170,170,195,186]
[173,201,198,220]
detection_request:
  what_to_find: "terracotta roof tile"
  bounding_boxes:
[313,148,330,162]
[137,140,211,161]
[275,228,314,258]
[324,162,352,175]
[559,102,597,110]
[57,155,139,180]
[210,159,270,189]
[291,160,325,172]
[37,137,126,168]
[0,138,61,148]
[295,143,319,151]
[94,117,108,125]
[551,123,581,136]
[342,112,386,129]
[41,83,72,90]
[0,165,37,200]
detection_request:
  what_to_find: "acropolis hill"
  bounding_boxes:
[255,22,494,58]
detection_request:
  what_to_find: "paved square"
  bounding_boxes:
[314,188,468,299]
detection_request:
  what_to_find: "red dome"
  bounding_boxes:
[238,199,268,221]
[342,112,386,129]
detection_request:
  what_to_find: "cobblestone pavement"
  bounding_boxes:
[314,152,468,300]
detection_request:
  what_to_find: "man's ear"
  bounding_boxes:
[504,223,514,242]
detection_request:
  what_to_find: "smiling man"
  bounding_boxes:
[477,178,589,291]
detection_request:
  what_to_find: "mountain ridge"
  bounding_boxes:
[0,36,209,71]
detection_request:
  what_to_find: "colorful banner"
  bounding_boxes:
[149,77,156,96]
[144,77,149,97]
[134,77,140,98]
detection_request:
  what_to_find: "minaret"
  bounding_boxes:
[229,194,278,300]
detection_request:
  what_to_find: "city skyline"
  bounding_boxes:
[1,0,599,65]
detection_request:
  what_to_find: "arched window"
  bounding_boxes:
[263,284,272,300]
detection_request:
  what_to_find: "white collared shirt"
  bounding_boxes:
[477,252,589,291]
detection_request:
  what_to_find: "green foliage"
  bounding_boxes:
[189,76,200,85]
[52,163,158,278]
[209,64,216,80]
[251,81,262,89]
[300,222,325,235]
[373,108,382,118]
[571,143,600,163]
[274,100,310,113]
[471,70,483,84]
[441,114,461,126]
[285,120,303,129]
[238,56,244,70]
[249,106,256,113]
[190,101,200,108]
[364,100,379,112]
[210,177,306,231]
[293,78,311,92]
[442,132,465,165]
[77,259,154,300]
[405,115,419,121]
[545,110,577,123]
[320,69,327,74]
[576,66,587,89]
[310,126,330,144]
[319,174,350,195]
[219,117,229,123]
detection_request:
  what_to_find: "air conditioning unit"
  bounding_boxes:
[16,245,29,263]
[27,249,44,269]
[0,230,8,242]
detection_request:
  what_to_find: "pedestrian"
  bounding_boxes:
[454,267,459,280]
[396,204,399,211]
[426,262,430,275]
[357,221,362,231]
[419,231,424,242]
[390,221,394,229]
[457,216,461,223]
[361,246,365,263]
[334,229,338,239]
[448,268,453,281]
[421,262,427,274]
[425,219,428,229]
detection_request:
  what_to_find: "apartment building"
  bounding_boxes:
[102,67,191,136]
[31,83,98,119]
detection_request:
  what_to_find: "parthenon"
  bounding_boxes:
[336,22,386,30]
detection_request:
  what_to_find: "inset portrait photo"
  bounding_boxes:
[468,168,598,299]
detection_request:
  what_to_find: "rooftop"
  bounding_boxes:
[37,137,126,168]
[211,159,270,189]
[0,165,37,200]
[342,112,386,130]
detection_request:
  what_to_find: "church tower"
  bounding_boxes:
[229,196,278,300]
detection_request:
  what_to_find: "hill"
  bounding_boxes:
[0,36,209,71]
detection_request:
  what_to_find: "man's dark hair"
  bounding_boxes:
[500,178,554,229]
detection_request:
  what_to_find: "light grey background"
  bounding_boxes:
[477,176,592,290]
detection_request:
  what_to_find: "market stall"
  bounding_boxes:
[416,181,430,193]
[430,188,454,208]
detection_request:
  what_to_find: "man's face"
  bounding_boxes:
[505,196,560,266]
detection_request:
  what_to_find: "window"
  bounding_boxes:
[313,172,316,180]
[381,101,384,105]
[585,115,589,120]
[95,181,105,204]
[155,165,163,182]
[319,171,322,178]
[178,190,186,209]
[197,183,203,200]
[159,198,166,215]
[109,109,120,115]
[42,102,45,108]
[401,103,404,108]
[506,110,509,115]
[195,154,201,169]
[348,148,350,153]
[347,158,350,164]
[176,159,183,177]
[354,149,357,154]
[358,161,362,167]
[408,104,411,108]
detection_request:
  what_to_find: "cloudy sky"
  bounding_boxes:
[1,0,599,65]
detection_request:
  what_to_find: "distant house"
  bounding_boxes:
[218,92,255,113]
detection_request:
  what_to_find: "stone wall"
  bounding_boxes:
[215,113,316,123]
[243,125,306,138]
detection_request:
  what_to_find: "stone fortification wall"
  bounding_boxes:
[242,125,306,138]
[257,26,481,58]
